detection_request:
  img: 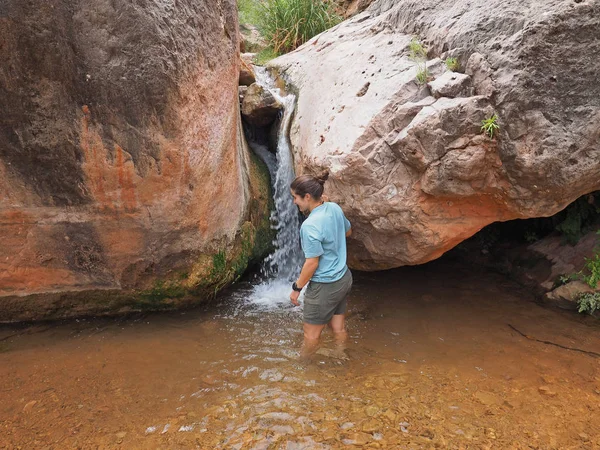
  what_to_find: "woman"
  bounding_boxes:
[289,172,353,357]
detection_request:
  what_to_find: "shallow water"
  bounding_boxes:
[1,259,599,449]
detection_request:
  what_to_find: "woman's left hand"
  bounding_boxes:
[290,290,300,306]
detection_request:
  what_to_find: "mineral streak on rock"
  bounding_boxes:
[0,0,272,321]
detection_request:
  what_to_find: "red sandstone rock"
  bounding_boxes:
[0,0,271,321]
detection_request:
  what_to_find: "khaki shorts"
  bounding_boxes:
[303,269,353,325]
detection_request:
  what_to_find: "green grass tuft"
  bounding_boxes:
[409,37,427,60]
[415,66,429,85]
[445,57,459,71]
[257,0,342,54]
[481,114,500,139]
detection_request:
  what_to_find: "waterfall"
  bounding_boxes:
[245,67,304,308]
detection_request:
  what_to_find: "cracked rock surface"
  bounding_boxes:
[271,0,600,270]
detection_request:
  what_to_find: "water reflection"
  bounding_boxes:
[1,259,599,448]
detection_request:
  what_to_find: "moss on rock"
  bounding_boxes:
[0,138,275,323]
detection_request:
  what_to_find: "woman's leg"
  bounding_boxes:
[300,322,326,358]
[329,314,348,352]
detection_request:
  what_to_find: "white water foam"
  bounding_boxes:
[246,67,305,311]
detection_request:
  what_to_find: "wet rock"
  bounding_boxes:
[315,347,349,360]
[239,85,248,106]
[382,409,397,423]
[340,421,355,430]
[541,375,556,385]
[311,412,325,421]
[428,71,472,98]
[420,428,435,439]
[474,391,501,406]
[343,432,372,445]
[239,58,256,86]
[361,418,381,433]
[365,405,379,417]
[538,386,558,397]
[544,281,594,310]
[399,421,410,433]
[579,432,590,442]
[22,400,37,412]
[241,83,284,127]
[485,427,498,439]
[321,428,338,440]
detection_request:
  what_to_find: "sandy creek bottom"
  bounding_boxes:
[1,259,599,449]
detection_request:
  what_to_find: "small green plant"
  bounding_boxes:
[415,66,429,85]
[481,114,500,139]
[445,57,459,71]
[577,292,600,315]
[552,273,578,289]
[409,37,427,60]
[581,252,600,289]
[257,0,342,54]
[408,37,429,85]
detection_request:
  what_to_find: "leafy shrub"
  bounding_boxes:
[582,252,600,289]
[577,292,600,315]
[257,0,341,54]
[445,57,459,71]
[481,114,499,139]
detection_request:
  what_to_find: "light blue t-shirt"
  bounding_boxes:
[300,202,351,283]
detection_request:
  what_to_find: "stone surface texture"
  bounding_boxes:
[271,0,600,270]
[239,56,257,86]
[241,83,284,127]
[0,0,271,321]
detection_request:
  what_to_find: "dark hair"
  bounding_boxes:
[290,171,329,199]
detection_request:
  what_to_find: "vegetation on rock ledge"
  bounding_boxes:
[238,0,341,63]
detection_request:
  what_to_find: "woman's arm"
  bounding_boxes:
[296,257,319,288]
[290,257,319,306]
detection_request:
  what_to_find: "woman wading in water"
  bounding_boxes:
[289,173,353,358]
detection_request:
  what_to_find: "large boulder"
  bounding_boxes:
[0,0,272,321]
[270,0,600,270]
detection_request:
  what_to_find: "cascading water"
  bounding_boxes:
[244,67,304,309]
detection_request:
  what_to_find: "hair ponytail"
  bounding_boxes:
[290,171,329,199]
[315,171,329,186]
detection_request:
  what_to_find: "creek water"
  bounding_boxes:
[1,259,599,449]
[2,75,600,449]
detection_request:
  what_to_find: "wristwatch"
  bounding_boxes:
[292,281,303,292]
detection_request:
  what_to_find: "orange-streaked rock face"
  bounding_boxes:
[0,0,269,320]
